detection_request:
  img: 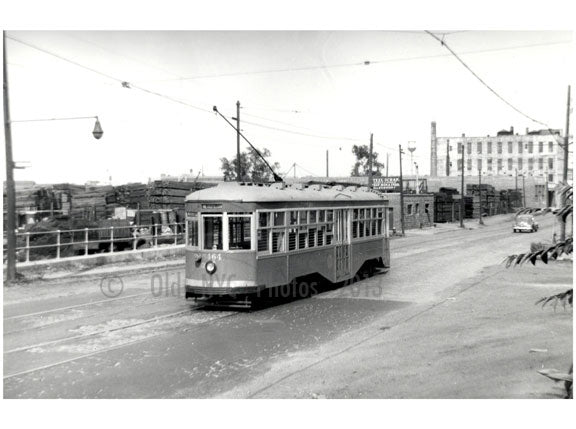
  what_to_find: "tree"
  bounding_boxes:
[350,144,385,177]
[504,183,573,398]
[220,147,280,183]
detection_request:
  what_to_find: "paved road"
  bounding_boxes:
[3,214,571,398]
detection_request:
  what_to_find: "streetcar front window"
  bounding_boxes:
[187,214,199,247]
[228,215,252,250]
[203,216,223,250]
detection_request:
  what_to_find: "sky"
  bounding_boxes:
[3,29,574,185]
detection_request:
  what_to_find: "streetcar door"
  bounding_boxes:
[335,209,350,280]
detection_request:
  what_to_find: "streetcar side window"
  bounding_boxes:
[228,215,251,250]
[186,214,199,248]
[203,216,223,250]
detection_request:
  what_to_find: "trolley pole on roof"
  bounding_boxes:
[399,144,405,236]
[236,100,241,181]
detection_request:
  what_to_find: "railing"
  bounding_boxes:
[3,222,186,264]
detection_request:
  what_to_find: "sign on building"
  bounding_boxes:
[373,176,401,192]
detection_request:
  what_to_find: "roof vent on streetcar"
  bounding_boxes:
[309,184,322,191]
[345,186,358,192]
[270,182,286,190]
[331,185,344,191]
[293,183,305,190]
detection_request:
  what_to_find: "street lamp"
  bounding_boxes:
[3,115,104,282]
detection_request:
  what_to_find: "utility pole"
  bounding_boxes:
[386,152,389,177]
[460,137,465,228]
[414,162,419,194]
[399,144,405,236]
[446,141,451,176]
[326,150,329,178]
[560,85,571,241]
[522,173,526,207]
[478,169,484,225]
[368,133,374,188]
[293,163,296,179]
[3,31,17,282]
[235,100,241,181]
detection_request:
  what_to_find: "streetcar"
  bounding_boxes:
[184,181,391,304]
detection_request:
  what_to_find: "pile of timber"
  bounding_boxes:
[147,180,216,210]
[106,183,149,209]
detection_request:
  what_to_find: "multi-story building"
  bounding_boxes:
[430,122,572,186]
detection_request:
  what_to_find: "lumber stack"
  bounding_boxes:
[148,180,216,210]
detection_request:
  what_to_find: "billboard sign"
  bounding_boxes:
[372,176,400,192]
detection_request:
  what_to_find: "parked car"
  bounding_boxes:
[513,214,539,233]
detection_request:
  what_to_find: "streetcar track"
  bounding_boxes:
[3,293,182,336]
[3,308,239,381]
[4,308,195,355]
[3,291,152,321]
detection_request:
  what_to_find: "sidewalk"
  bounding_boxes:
[399,213,514,237]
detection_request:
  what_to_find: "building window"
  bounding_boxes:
[528,141,533,154]
[497,159,502,171]
[548,141,554,152]
[487,158,493,171]
[538,158,544,170]
[508,141,513,153]
[538,142,544,153]
[407,204,413,215]
[477,159,482,171]
[466,142,471,155]
[497,142,502,154]
[507,158,513,170]
[457,142,462,154]
[457,159,463,170]
[477,142,482,154]
[528,158,534,170]
[548,158,554,169]
[467,159,472,171]
[518,158,523,170]
[518,141,523,153]
[548,174,554,182]
[487,142,492,153]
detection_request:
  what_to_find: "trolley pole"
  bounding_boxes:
[460,137,465,228]
[235,100,241,181]
[560,85,571,242]
[3,31,17,282]
[399,144,405,236]
[368,133,374,188]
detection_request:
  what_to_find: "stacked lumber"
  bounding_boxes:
[147,180,216,210]
[106,183,149,209]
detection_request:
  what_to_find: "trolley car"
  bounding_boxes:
[184,181,390,302]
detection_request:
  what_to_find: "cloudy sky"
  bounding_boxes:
[4,29,573,185]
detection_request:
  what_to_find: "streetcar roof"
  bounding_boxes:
[185,182,387,203]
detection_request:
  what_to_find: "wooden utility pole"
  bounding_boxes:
[326,150,329,177]
[460,137,465,228]
[236,100,241,181]
[478,169,484,225]
[399,144,405,236]
[386,152,389,177]
[3,31,17,282]
[560,85,571,241]
[368,133,374,188]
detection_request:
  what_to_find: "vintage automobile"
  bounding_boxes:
[513,214,539,233]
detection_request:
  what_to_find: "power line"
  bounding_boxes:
[424,30,567,143]
[134,40,572,83]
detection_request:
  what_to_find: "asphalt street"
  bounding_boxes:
[3,214,572,398]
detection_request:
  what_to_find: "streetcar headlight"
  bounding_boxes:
[205,261,217,274]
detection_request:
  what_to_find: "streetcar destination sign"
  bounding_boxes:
[372,176,400,191]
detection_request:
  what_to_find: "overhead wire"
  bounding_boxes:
[424,30,569,147]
